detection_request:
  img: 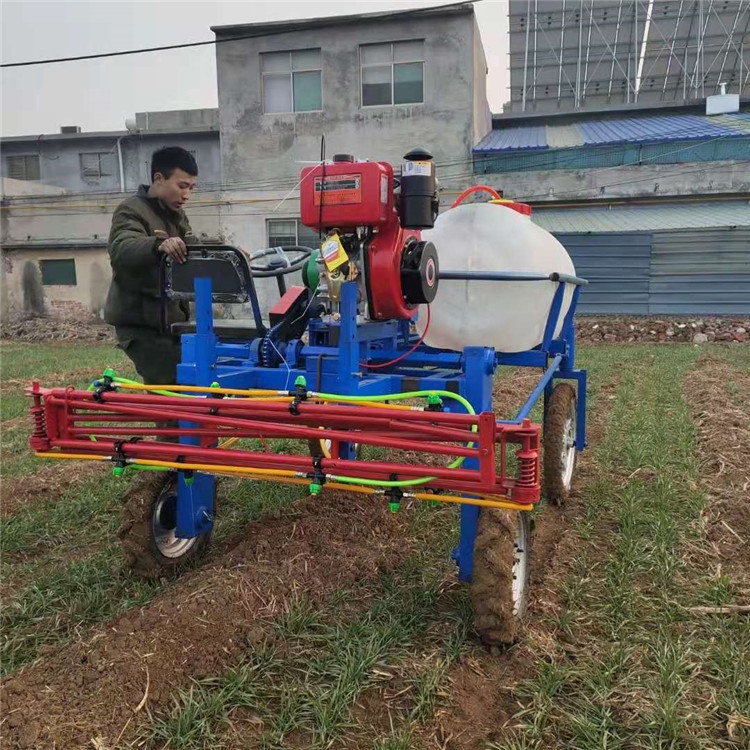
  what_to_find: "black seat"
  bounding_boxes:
[159,245,266,338]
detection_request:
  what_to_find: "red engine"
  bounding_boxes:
[300,152,439,321]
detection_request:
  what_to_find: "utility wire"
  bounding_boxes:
[0,2,468,68]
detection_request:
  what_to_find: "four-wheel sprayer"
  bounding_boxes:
[27,149,588,645]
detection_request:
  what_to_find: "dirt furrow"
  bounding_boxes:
[418,374,621,749]
[684,355,750,589]
[0,492,413,749]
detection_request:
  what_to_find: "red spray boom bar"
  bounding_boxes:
[28,384,541,505]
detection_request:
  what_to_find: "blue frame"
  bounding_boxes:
[174,272,588,583]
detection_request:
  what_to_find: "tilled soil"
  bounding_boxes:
[684,355,750,589]
[0,461,108,518]
[419,374,621,749]
[0,492,413,749]
[0,367,624,749]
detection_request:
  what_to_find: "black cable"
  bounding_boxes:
[318,134,326,240]
[1,2,465,68]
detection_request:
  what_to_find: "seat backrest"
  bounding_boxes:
[162,246,251,303]
[159,245,266,334]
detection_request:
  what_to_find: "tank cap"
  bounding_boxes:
[332,154,355,163]
[403,147,433,161]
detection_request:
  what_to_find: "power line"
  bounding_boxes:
[0,2,467,68]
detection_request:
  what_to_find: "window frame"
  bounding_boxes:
[6,154,41,181]
[39,258,77,286]
[79,151,115,180]
[260,48,323,114]
[360,40,425,108]
[267,218,319,248]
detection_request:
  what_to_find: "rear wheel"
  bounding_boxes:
[471,509,531,647]
[118,472,214,579]
[543,383,577,505]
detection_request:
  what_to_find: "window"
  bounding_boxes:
[40,259,77,286]
[6,154,40,181]
[261,49,322,113]
[361,40,424,107]
[267,219,319,249]
[80,152,115,180]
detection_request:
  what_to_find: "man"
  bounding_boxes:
[104,146,197,385]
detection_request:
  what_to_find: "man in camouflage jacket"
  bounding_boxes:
[104,146,198,384]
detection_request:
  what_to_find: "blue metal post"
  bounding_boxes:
[541,282,566,352]
[455,347,495,583]
[175,277,216,539]
[337,282,359,393]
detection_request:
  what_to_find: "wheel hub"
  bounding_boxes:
[560,402,577,491]
[152,488,198,559]
[511,515,529,616]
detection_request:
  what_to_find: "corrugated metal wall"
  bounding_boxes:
[554,228,750,315]
[554,233,652,314]
[650,228,750,314]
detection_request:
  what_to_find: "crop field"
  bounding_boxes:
[1,340,748,749]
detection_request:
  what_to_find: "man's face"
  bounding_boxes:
[152,168,197,211]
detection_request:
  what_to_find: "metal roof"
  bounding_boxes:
[531,201,750,233]
[474,125,548,151]
[474,110,750,153]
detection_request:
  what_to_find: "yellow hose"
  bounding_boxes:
[35,451,531,511]
[114,381,414,411]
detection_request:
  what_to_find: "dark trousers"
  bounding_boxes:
[115,326,182,385]
[116,327,182,442]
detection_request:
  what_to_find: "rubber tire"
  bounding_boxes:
[543,383,577,506]
[117,472,214,579]
[471,509,532,647]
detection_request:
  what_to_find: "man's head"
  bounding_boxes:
[149,147,198,211]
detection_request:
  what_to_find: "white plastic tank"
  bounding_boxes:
[417,202,576,353]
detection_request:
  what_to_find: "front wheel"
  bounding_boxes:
[471,509,531,647]
[117,472,214,579]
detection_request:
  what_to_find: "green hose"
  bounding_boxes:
[89,372,481,490]
[311,389,478,488]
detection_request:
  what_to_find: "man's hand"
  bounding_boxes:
[158,237,187,264]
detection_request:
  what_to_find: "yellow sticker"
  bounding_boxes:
[321,233,349,272]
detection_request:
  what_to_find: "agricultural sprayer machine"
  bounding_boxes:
[28,150,587,645]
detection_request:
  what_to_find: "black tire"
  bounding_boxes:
[117,472,214,579]
[471,509,531,647]
[543,383,578,506]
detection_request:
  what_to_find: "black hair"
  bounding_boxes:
[150,147,198,181]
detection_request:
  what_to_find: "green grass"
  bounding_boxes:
[0,472,310,677]
[490,345,750,749]
[2,342,748,750]
[142,558,465,749]
[0,341,129,382]
[0,343,308,676]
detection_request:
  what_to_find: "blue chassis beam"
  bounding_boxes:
[174,276,587,584]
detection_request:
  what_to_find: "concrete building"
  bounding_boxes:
[212,1,491,257]
[1,109,221,195]
[472,100,750,313]
[2,3,493,320]
[1,110,222,320]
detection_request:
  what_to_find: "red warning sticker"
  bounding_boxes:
[313,173,362,206]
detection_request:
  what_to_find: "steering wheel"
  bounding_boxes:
[249,246,314,278]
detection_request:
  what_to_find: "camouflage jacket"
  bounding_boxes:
[103,185,191,331]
